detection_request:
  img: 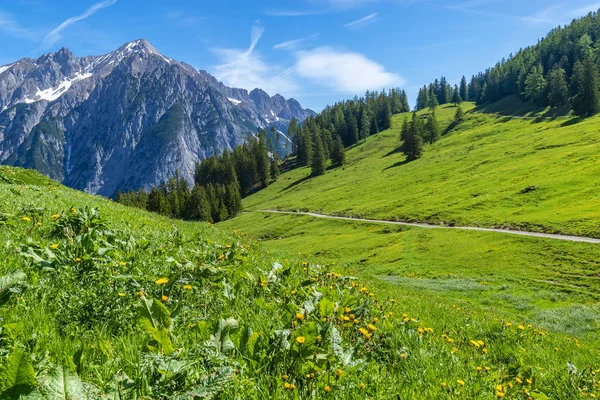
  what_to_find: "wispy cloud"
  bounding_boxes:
[518,5,561,25]
[294,47,403,92]
[0,10,36,40]
[265,9,329,16]
[273,34,320,50]
[212,21,298,96]
[344,12,379,29]
[166,11,204,29]
[41,0,118,49]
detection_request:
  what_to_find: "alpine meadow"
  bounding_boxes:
[2,1,600,399]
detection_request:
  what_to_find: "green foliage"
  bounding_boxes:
[137,296,175,354]
[0,348,36,397]
[401,113,424,161]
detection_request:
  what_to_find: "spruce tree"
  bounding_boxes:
[426,111,440,144]
[270,156,280,181]
[454,105,465,123]
[416,86,429,110]
[524,65,547,106]
[547,67,569,106]
[311,132,327,176]
[459,76,468,101]
[452,85,462,105]
[331,135,346,167]
[359,109,370,139]
[572,57,600,117]
[427,85,439,110]
[402,113,424,161]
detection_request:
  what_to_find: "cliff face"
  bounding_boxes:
[0,39,314,196]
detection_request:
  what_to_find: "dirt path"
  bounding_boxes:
[256,210,600,244]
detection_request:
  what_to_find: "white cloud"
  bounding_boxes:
[41,0,118,49]
[294,47,403,93]
[518,5,561,25]
[212,22,298,96]
[273,34,320,50]
[344,13,379,29]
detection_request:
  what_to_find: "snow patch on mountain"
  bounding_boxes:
[24,72,93,104]
[0,64,14,75]
[228,98,242,105]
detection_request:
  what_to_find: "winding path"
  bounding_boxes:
[256,210,600,244]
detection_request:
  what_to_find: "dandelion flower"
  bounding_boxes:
[359,383,365,388]
[336,369,343,377]
[457,379,465,386]
[284,382,291,389]
[155,277,169,285]
[368,324,377,332]
[22,217,31,222]
[324,385,331,393]
[296,336,305,344]
[518,325,525,330]
[75,258,82,262]
[401,353,407,359]
[184,285,192,290]
[161,295,168,302]
[119,261,127,266]
[441,382,447,387]
[118,293,125,297]
[526,379,532,385]
[50,243,59,249]
[51,214,60,220]
[344,307,351,313]
[296,313,304,321]
[359,327,369,336]
[516,377,523,384]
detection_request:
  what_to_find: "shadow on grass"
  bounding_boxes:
[280,174,312,192]
[561,116,586,127]
[383,158,410,171]
[382,145,403,158]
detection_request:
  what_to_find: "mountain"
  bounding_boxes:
[0,39,315,196]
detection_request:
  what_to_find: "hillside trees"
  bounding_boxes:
[417,11,600,116]
[401,113,424,161]
[426,111,441,144]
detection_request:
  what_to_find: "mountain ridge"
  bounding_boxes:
[0,39,315,196]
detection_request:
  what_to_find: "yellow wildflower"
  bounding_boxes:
[296,313,304,321]
[324,385,331,393]
[336,369,343,377]
[118,293,125,297]
[518,325,525,330]
[296,336,305,344]
[368,324,377,332]
[155,277,169,285]
[284,382,291,389]
[51,214,60,220]
[120,261,127,266]
[457,380,465,386]
[184,285,192,290]
[161,295,168,302]
[526,379,532,385]
[359,383,365,388]
[359,327,369,336]
[470,340,481,347]
[344,307,351,313]
[75,258,82,262]
[441,382,447,387]
[50,243,59,249]
[22,217,31,222]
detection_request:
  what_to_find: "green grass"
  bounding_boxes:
[242,102,600,238]
[220,212,600,340]
[2,165,600,398]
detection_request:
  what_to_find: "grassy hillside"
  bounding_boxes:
[242,102,600,238]
[1,165,599,399]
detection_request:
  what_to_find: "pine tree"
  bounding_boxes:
[427,84,439,110]
[401,90,410,112]
[572,56,600,117]
[426,111,440,144]
[402,113,424,161]
[347,113,359,145]
[311,131,327,176]
[297,126,312,166]
[452,85,463,105]
[270,156,280,181]
[256,130,270,188]
[454,105,465,123]
[331,135,346,167]
[459,76,468,101]
[416,86,429,110]
[524,65,547,106]
[359,109,370,139]
[547,67,569,106]
[400,116,409,142]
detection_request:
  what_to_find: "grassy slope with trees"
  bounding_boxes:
[237,102,600,238]
[1,166,599,399]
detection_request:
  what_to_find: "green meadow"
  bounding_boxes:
[242,101,600,238]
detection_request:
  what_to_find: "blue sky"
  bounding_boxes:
[1,0,600,111]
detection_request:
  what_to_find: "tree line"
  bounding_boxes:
[117,130,279,223]
[417,10,600,117]
[291,88,410,177]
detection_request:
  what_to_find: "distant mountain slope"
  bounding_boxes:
[0,39,314,196]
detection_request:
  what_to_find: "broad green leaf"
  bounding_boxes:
[33,365,100,399]
[0,347,36,396]
[0,271,26,306]
[137,296,174,354]
[173,367,234,400]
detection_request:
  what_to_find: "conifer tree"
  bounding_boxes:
[270,156,280,181]
[547,67,569,106]
[311,132,327,176]
[572,57,600,117]
[459,76,468,101]
[402,113,424,161]
[359,109,370,140]
[452,85,463,105]
[426,111,440,144]
[331,135,346,167]
[524,65,547,106]
[401,90,410,112]
[427,85,439,110]
[454,105,465,123]
[416,86,429,110]
[256,130,270,187]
